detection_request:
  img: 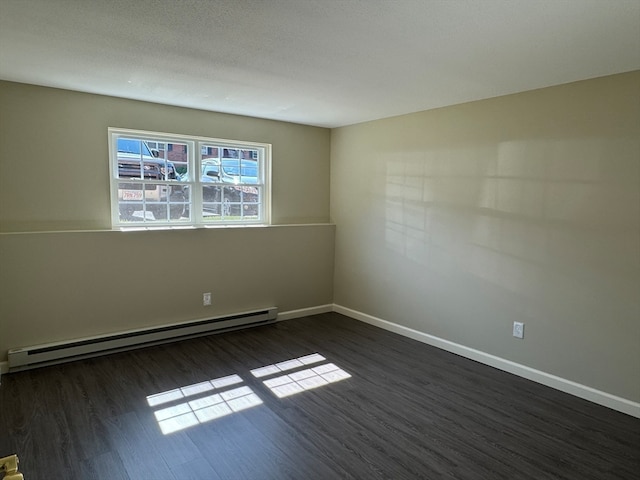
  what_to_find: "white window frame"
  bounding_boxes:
[108,128,271,229]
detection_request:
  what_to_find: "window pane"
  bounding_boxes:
[223,185,240,206]
[165,142,188,178]
[202,184,222,220]
[148,203,170,222]
[202,184,221,203]
[170,185,190,221]
[222,148,239,159]
[201,145,220,160]
[202,161,220,181]
[202,204,222,221]
[226,203,242,217]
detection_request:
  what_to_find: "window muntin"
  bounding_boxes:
[109,129,269,229]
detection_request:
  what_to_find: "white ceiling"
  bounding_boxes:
[1,0,639,128]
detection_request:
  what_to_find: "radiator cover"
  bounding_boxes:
[7,307,278,372]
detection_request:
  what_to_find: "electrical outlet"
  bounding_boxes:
[513,321,524,339]
[203,292,211,306]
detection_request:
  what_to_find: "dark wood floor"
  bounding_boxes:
[1,312,638,479]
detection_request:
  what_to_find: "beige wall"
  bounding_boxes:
[0,81,331,231]
[331,72,640,402]
[0,82,334,360]
[0,226,334,356]
[1,74,638,405]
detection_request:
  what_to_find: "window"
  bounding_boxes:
[108,128,270,229]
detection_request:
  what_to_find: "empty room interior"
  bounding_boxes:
[0,1,639,479]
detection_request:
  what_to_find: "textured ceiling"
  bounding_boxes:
[1,0,639,128]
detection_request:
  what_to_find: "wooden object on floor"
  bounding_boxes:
[0,454,24,480]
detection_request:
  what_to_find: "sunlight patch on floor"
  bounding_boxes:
[147,374,260,435]
[251,354,351,398]
[147,353,351,434]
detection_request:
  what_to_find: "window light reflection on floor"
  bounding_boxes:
[250,352,326,378]
[250,354,352,399]
[146,374,262,435]
[147,354,351,434]
[147,374,244,407]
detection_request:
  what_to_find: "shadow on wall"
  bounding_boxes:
[384,137,639,309]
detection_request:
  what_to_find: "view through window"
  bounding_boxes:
[109,128,270,229]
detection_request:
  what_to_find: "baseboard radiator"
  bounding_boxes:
[7,307,278,372]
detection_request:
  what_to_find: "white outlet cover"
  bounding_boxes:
[513,322,524,339]
[203,293,212,306]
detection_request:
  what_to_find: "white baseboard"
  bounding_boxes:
[333,304,640,419]
[3,305,636,418]
[277,304,333,322]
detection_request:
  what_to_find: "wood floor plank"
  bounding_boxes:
[187,410,306,479]
[238,404,356,479]
[168,457,222,480]
[103,411,176,480]
[1,312,638,479]
[78,450,132,480]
